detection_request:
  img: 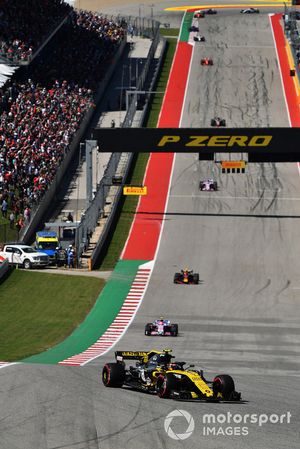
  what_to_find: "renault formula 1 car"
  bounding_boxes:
[174,269,199,284]
[145,319,178,336]
[211,117,226,127]
[201,57,213,66]
[200,179,218,191]
[102,349,241,402]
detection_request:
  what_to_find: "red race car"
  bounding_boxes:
[201,57,213,66]
[194,11,205,18]
[174,269,199,284]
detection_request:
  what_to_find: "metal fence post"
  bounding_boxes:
[86,140,97,209]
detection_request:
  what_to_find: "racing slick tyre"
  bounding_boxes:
[145,323,152,336]
[193,273,199,284]
[102,363,125,388]
[171,324,178,336]
[23,259,32,270]
[210,119,216,126]
[157,373,177,398]
[213,374,235,400]
[174,273,181,283]
[213,182,218,191]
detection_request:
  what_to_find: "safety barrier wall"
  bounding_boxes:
[20,38,127,244]
[122,22,161,127]
[135,35,167,127]
[88,153,134,268]
[288,35,300,81]
[75,151,124,259]
[284,8,300,83]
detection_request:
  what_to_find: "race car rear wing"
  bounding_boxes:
[115,349,173,363]
[115,351,148,362]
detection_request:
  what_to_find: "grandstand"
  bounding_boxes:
[0,0,72,64]
[0,1,127,245]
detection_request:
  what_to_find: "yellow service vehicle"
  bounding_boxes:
[35,231,59,265]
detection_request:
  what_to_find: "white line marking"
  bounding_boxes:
[0,362,18,370]
[170,194,300,200]
[205,44,275,48]
[58,264,153,366]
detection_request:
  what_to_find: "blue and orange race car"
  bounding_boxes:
[174,269,199,284]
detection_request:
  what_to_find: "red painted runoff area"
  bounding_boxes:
[270,14,300,126]
[122,42,192,260]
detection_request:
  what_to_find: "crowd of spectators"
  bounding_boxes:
[28,13,126,91]
[0,0,72,62]
[0,79,93,217]
[76,10,126,45]
[0,8,126,233]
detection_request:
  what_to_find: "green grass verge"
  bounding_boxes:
[0,270,104,361]
[0,217,18,243]
[159,28,179,37]
[97,38,177,270]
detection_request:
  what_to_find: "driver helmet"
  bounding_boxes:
[167,362,178,370]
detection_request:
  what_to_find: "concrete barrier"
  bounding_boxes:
[90,152,135,268]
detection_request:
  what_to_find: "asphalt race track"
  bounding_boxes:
[1,6,300,449]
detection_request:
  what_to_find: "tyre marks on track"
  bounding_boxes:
[58,262,153,366]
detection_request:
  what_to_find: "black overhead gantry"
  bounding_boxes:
[91,128,300,163]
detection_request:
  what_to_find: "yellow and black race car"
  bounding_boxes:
[102,349,241,401]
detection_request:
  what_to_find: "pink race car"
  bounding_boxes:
[145,318,178,336]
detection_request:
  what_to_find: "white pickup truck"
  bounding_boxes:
[0,244,49,269]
